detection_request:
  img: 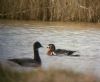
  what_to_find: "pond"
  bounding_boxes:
[0,20,100,77]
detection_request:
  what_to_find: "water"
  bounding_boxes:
[0,20,100,77]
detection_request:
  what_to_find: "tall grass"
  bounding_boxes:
[0,65,99,82]
[0,0,100,22]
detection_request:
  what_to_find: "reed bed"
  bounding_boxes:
[0,65,99,82]
[0,0,100,22]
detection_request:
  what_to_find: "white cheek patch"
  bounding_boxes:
[52,52,57,55]
[47,45,49,48]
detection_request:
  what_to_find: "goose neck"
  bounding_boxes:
[33,48,41,63]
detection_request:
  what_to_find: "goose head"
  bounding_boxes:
[33,41,43,50]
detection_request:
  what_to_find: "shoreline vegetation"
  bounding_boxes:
[0,0,100,22]
[0,65,99,82]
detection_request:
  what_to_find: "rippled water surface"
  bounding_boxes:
[0,20,100,77]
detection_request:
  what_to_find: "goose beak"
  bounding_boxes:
[41,45,43,47]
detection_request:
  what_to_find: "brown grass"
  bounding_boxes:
[0,0,100,22]
[0,65,99,82]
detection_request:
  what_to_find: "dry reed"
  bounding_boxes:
[0,0,100,22]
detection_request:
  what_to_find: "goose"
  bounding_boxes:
[8,41,43,67]
[47,44,80,56]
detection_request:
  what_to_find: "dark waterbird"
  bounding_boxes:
[8,41,43,67]
[47,44,80,57]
